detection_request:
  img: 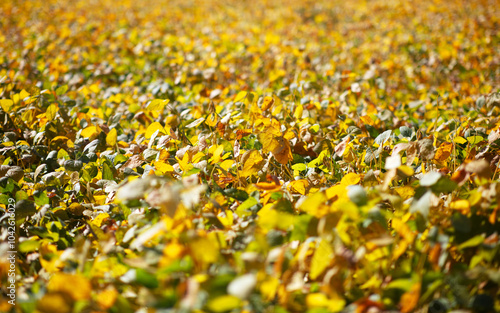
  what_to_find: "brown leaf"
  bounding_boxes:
[272,137,293,164]
[122,154,144,170]
[417,139,435,160]
[405,142,418,166]
[392,142,409,156]
[465,159,492,179]
[233,140,240,158]
[434,142,453,162]
[334,136,350,157]
[488,129,500,144]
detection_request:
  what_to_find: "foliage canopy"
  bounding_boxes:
[0,0,499,312]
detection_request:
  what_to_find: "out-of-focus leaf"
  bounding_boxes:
[410,190,432,219]
[206,295,241,312]
[227,273,257,299]
[375,130,392,145]
[310,239,333,280]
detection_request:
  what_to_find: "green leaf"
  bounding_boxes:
[466,135,483,145]
[35,192,49,206]
[236,197,258,214]
[102,162,114,180]
[386,278,414,291]
[458,235,484,250]
[56,85,68,95]
[19,240,40,253]
[135,268,159,288]
[224,188,248,201]
[400,126,413,138]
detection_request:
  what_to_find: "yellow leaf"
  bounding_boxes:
[341,173,361,186]
[206,112,218,127]
[434,142,453,162]
[260,277,279,301]
[96,288,118,309]
[234,91,248,103]
[310,239,333,280]
[289,179,309,195]
[210,144,224,164]
[92,213,110,227]
[400,282,421,313]
[453,136,467,144]
[220,159,234,171]
[192,151,205,163]
[259,132,281,154]
[154,160,174,173]
[206,295,242,312]
[46,104,58,120]
[17,140,30,146]
[51,136,68,143]
[145,122,166,139]
[450,199,470,211]
[392,218,415,244]
[162,240,184,260]
[94,194,107,205]
[81,125,99,138]
[36,293,71,313]
[294,104,304,119]
[326,185,347,201]
[306,293,329,308]
[397,165,414,177]
[360,115,374,126]
[240,150,263,178]
[328,297,346,313]
[20,89,30,100]
[299,191,327,217]
[47,273,92,301]
[0,99,14,112]
[176,153,193,172]
[261,96,274,111]
[190,236,219,264]
[218,210,234,227]
[106,128,117,146]
[394,186,415,200]
[12,93,20,104]
[146,99,168,112]
[283,129,296,140]
[360,275,382,289]
[257,204,293,230]
[89,83,100,93]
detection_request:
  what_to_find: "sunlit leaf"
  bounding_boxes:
[81,125,99,138]
[341,173,360,186]
[146,122,166,139]
[240,150,263,178]
[0,99,14,112]
[106,128,117,146]
[310,239,333,280]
